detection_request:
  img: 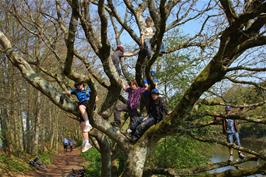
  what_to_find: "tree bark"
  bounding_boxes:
[32,91,41,154]
[0,108,9,152]
[121,144,148,177]
[100,139,112,177]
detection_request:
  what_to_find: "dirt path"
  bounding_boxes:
[24,148,86,177]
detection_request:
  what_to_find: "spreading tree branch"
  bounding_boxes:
[219,0,238,24]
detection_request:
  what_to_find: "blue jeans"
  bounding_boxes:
[130,116,143,133]
[227,132,241,146]
[132,116,156,138]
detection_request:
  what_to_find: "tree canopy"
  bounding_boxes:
[0,0,266,176]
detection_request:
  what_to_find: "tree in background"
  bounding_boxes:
[0,0,266,176]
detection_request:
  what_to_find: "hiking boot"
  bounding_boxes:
[228,155,233,162]
[83,121,92,133]
[82,142,92,153]
[238,152,245,159]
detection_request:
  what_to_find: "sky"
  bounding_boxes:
[78,0,265,91]
[111,1,208,47]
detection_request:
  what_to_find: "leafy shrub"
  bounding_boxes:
[147,136,210,169]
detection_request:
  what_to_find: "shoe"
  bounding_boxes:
[228,155,233,162]
[239,152,245,159]
[83,121,92,132]
[126,129,133,138]
[81,142,92,153]
[127,129,132,134]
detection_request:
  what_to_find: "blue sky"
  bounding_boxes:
[111,1,206,47]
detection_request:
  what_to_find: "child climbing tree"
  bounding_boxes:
[0,0,266,176]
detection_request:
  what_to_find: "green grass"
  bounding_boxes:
[38,151,54,165]
[81,148,101,177]
[0,153,31,172]
[0,149,55,175]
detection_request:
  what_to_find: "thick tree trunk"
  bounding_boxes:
[100,141,112,177]
[121,144,148,177]
[93,132,113,177]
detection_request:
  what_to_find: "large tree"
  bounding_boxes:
[0,0,266,176]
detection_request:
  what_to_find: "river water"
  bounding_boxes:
[208,138,266,176]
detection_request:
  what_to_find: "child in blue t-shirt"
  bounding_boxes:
[66,81,93,153]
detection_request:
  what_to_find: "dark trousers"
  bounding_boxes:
[64,144,69,152]
[144,39,166,58]
[112,57,122,76]
[144,39,152,58]
[114,103,139,129]
[132,116,156,138]
[140,92,151,116]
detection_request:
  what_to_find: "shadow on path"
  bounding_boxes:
[24,148,86,177]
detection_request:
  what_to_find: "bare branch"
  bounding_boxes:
[219,0,238,24]
[123,0,142,32]
[98,0,109,49]
[107,0,140,45]
[200,99,266,109]
[63,0,79,78]
[77,2,101,54]
[238,35,266,54]
[38,66,68,91]
[227,66,266,72]
[0,31,77,114]
[189,133,266,159]
[73,51,110,89]
[55,0,68,35]
[225,76,266,90]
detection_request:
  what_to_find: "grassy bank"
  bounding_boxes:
[0,150,55,175]
[0,152,31,174]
